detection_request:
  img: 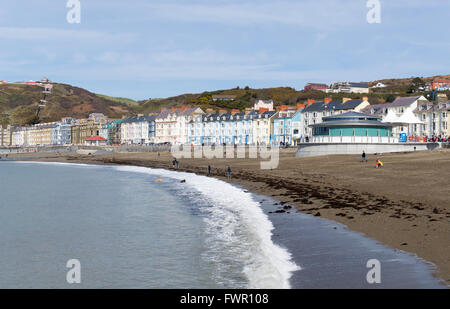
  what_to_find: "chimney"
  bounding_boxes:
[362,96,369,102]
[307,99,315,106]
[231,109,240,115]
[342,97,352,103]
[324,97,333,105]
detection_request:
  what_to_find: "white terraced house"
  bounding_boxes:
[155,107,204,145]
[362,95,429,138]
[189,111,258,145]
[121,115,156,144]
[253,111,278,145]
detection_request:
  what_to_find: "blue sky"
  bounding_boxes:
[0,0,449,100]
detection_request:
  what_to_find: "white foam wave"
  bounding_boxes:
[11,161,301,288]
[114,165,301,289]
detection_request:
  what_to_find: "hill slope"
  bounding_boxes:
[0,83,135,125]
[1,74,448,125]
[138,74,450,113]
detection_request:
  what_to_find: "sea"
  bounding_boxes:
[0,161,445,288]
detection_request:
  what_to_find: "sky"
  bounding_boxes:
[0,0,449,100]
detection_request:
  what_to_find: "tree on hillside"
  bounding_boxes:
[408,77,426,93]
[385,94,396,103]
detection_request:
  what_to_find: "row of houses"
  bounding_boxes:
[362,94,450,138]
[1,95,449,148]
[304,78,450,93]
[304,82,370,94]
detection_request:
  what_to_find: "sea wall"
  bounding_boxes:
[296,142,440,158]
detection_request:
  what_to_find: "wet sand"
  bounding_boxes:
[6,148,450,285]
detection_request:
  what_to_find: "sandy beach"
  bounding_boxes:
[6,148,450,285]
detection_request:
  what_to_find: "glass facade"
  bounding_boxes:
[315,126,392,137]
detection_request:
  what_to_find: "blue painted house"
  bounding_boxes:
[273,108,302,146]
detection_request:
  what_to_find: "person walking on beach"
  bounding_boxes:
[361,150,367,162]
[227,166,231,180]
[207,165,211,176]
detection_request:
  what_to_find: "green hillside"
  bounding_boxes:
[0,83,135,126]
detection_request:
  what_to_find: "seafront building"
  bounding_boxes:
[107,119,123,145]
[71,113,108,145]
[414,94,450,138]
[11,127,26,147]
[26,123,56,146]
[0,125,12,146]
[155,107,204,145]
[302,98,370,138]
[253,111,278,145]
[273,107,302,146]
[121,115,156,144]
[362,95,432,138]
[309,112,395,143]
[295,111,436,157]
[52,118,75,146]
[2,94,449,149]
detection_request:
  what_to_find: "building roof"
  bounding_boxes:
[303,99,365,113]
[122,115,156,124]
[310,111,393,128]
[330,82,369,89]
[322,111,381,121]
[389,96,422,107]
[348,82,369,88]
[85,136,107,141]
[361,104,387,115]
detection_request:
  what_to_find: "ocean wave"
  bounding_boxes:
[114,165,301,289]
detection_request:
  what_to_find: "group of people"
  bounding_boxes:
[361,151,383,168]
[427,135,450,143]
[207,165,232,179]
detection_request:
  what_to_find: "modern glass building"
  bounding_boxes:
[309,112,395,143]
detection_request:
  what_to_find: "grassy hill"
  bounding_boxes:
[138,74,450,112]
[1,74,448,125]
[0,83,136,125]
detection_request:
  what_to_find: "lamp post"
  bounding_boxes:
[427,89,437,140]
